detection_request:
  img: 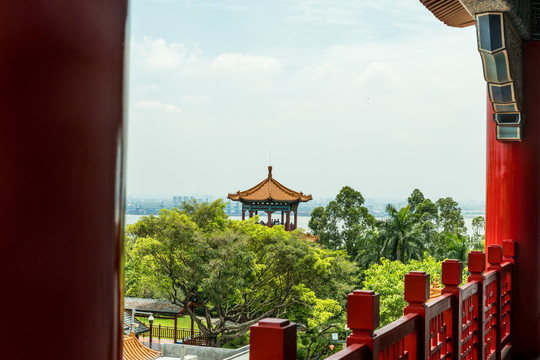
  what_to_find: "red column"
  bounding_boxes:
[485,41,540,356]
[403,271,430,359]
[286,211,291,231]
[281,211,284,225]
[250,319,297,360]
[242,210,245,220]
[0,2,127,359]
[346,290,379,350]
[267,211,272,227]
[249,211,253,218]
[294,211,298,230]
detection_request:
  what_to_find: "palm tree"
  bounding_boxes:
[379,204,424,262]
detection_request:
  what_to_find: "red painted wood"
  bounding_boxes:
[250,318,297,360]
[325,344,367,360]
[0,1,127,359]
[486,40,540,356]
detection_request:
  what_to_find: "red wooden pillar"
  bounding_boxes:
[267,211,273,227]
[0,2,127,359]
[468,251,486,360]
[485,41,540,356]
[242,210,245,220]
[250,318,297,360]
[281,211,284,225]
[503,239,515,265]
[346,290,379,351]
[249,211,253,218]
[441,259,463,358]
[488,245,503,359]
[403,271,430,359]
[294,211,297,230]
[286,211,291,231]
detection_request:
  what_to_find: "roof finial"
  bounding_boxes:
[268,165,272,178]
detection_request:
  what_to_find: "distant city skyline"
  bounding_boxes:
[127,0,486,201]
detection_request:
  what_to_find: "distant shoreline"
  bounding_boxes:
[126,213,484,236]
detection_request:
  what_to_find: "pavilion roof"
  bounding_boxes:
[123,332,162,360]
[419,0,474,28]
[228,166,312,203]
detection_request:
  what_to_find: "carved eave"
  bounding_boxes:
[419,0,475,28]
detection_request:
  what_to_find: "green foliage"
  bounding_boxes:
[471,216,485,250]
[407,189,425,213]
[179,198,228,232]
[436,197,467,235]
[308,186,373,257]
[379,204,424,262]
[362,256,467,326]
[126,202,356,348]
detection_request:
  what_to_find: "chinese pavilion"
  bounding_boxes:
[227,166,312,231]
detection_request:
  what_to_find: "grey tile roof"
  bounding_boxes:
[123,309,150,335]
[125,297,182,315]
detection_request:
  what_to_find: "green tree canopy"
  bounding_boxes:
[126,204,356,348]
[407,189,425,213]
[308,186,374,257]
[379,204,424,262]
[436,197,467,235]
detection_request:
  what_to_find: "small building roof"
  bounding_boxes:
[228,166,312,203]
[125,297,182,315]
[123,310,150,336]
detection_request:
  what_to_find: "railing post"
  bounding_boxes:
[503,239,515,265]
[174,314,178,344]
[149,322,153,349]
[250,318,297,360]
[442,259,463,359]
[346,290,379,355]
[488,245,503,360]
[403,271,430,360]
[468,251,485,360]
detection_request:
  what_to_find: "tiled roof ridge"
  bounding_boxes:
[123,332,162,360]
[227,166,312,202]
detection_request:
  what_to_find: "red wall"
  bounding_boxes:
[486,40,540,356]
[0,2,127,359]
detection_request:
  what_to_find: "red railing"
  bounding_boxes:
[249,240,515,360]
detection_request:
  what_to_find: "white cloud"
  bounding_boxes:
[212,53,281,73]
[138,84,160,92]
[134,100,182,113]
[133,37,200,71]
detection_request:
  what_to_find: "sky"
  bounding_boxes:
[126,0,487,202]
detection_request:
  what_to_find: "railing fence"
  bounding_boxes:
[249,240,515,360]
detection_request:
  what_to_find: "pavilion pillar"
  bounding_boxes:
[281,211,284,225]
[0,2,127,358]
[241,210,245,221]
[249,211,253,218]
[485,41,540,356]
[267,211,273,228]
[286,212,291,231]
[294,211,298,230]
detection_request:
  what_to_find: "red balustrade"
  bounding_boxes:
[249,240,516,360]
